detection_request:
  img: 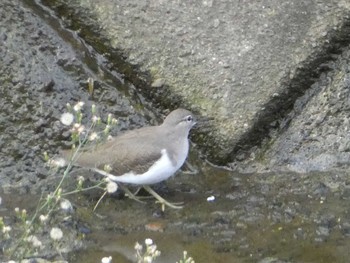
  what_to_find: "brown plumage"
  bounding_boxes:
[61,108,196,185]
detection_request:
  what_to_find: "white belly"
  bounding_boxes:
[95,148,186,185]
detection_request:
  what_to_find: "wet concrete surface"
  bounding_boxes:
[2,161,350,262]
[0,0,160,192]
[76,163,350,263]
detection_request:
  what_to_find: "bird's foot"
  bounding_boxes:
[143,185,183,210]
[119,184,145,204]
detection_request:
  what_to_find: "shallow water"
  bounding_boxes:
[2,159,350,262]
[55,162,350,262]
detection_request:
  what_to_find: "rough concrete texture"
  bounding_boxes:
[0,0,154,191]
[235,47,350,173]
[0,0,156,259]
[38,0,350,164]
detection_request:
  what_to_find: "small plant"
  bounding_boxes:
[101,256,113,263]
[176,250,195,263]
[1,99,118,261]
[134,238,195,263]
[135,238,161,263]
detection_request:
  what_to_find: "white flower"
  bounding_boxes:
[89,132,99,141]
[73,101,85,112]
[148,244,157,254]
[2,226,12,233]
[106,181,118,194]
[145,238,153,246]
[101,256,112,263]
[134,242,142,251]
[92,115,100,123]
[103,164,112,173]
[72,123,85,134]
[111,118,118,125]
[26,235,43,248]
[21,209,27,217]
[78,176,85,182]
[206,195,215,202]
[56,158,67,167]
[39,214,49,223]
[60,199,73,213]
[60,112,74,126]
[50,227,63,241]
[48,157,67,168]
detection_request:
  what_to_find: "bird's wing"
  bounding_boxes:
[64,126,164,175]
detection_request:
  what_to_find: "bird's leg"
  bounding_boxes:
[181,160,198,175]
[132,187,154,199]
[131,187,154,200]
[132,187,142,196]
[119,184,145,204]
[142,185,183,210]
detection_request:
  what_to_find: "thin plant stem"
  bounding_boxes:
[53,122,95,196]
[62,181,105,196]
[93,191,107,212]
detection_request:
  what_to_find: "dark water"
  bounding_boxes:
[2,159,350,262]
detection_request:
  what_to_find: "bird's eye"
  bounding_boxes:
[185,115,193,122]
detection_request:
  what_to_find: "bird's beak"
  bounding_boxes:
[192,115,213,130]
